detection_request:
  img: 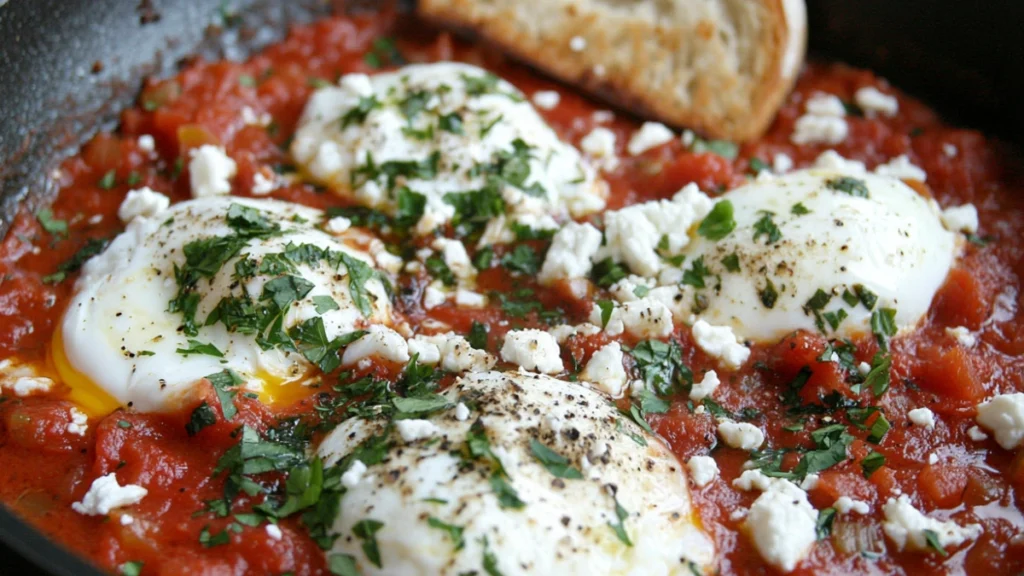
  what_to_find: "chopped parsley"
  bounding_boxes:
[607,491,632,546]
[529,438,583,479]
[721,252,740,272]
[752,211,782,244]
[427,517,465,550]
[185,402,218,436]
[97,169,117,190]
[363,37,405,69]
[35,208,67,236]
[759,278,779,309]
[826,176,869,198]
[43,237,110,283]
[351,519,385,568]
[681,256,711,288]
[816,508,836,540]
[500,244,540,275]
[340,95,381,128]
[119,561,144,576]
[791,202,811,215]
[206,368,243,421]
[870,307,898,351]
[691,137,738,160]
[630,339,692,395]
[923,529,949,556]
[467,321,489,350]
[697,200,736,240]
[590,257,627,288]
[861,450,885,478]
[176,339,225,358]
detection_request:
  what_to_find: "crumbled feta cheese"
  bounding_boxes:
[773,153,794,174]
[569,36,587,52]
[717,420,765,451]
[882,494,982,552]
[800,474,820,492]
[733,469,774,492]
[432,238,475,280]
[66,407,89,436]
[940,203,979,234]
[967,425,989,442]
[928,453,939,465]
[251,171,277,195]
[500,329,563,374]
[834,496,870,515]
[395,419,440,442]
[946,326,977,347]
[531,90,561,110]
[579,127,619,171]
[943,143,958,158]
[686,456,720,488]
[72,474,148,515]
[137,134,156,152]
[627,122,674,155]
[908,407,936,429]
[792,93,848,146]
[120,515,134,525]
[8,376,54,396]
[680,130,696,148]
[433,334,495,373]
[805,93,847,117]
[597,183,713,276]
[689,370,720,401]
[814,150,866,172]
[854,86,899,117]
[341,326,411,366]
[592,110,614,124]
[117,187,170,223]
[265,523,283,541]
[579,342,627,397]
[692,319,750,369]
[538,221,602,284]
[746,479,819,572]
[324,215,351,234]
[422,282,447,310]
[454,289,487,308]
[594,298,675,338]
[341,460,368,488]
[241,106,272,127]
[454,402,470,421]
[875,154,927,181]
[188,145,237,198]
[407,336,442,365]
[976,393,1024,450]
[548,323,601,344]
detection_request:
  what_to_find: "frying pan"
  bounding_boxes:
[0,0,1022,573]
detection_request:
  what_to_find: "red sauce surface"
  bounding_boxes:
[1,10,1023,576]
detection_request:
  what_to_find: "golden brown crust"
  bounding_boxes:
[418,0,807,142]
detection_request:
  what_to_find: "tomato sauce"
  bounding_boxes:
[1,10,1022,576]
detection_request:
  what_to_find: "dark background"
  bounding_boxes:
[1,0,1022,573]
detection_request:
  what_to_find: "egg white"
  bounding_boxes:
[680,169,958,342]
[317,370,715,575]
[58,196,392,414]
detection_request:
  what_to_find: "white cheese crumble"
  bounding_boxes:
[251,171,277,195]
[967,425,989,442]
[940,203,980,234]
[454,289,487,308]
[7,376,54,396]
[627,122,674,155]
[72,474,148,516]
[834,496,871,515]
[692,319,750,369]
[432,238,475,280]
[946,326,977,347]
[500,329,563,374]
[340,326,411,366]
[597,183,712,276]
[579,127,619,171]
[686,456,720,488]
[241,105,272,127]
[407,337,442,365]
[792,93,848,145]
[265,523,283,541]
[943,143,958,158]
[773,153,794,174]
[188,145,237,198]
[454,402,470,421]
[569,36,587,52]
[689,370,720,401]
[717,420,765,451]
[975,393,1024,450]
[579,342,627,397]
[395,419,440,442]
[746,479,818,572]
[732,469,773,492]
[66,407,89,436]
[882,494,983,552]
[854,86,899,117]
[908,407,936,429]
[814,150,866,172]
[875,154,927,181]
[592,298,674,338]
[137,134,156,153]
[324,215,352,234]
[340,460,368,488]
[118,187,170,223]
[422,282,447,310]
[548,323,601,344]
[538,221,602,284]
[531,90,561,110]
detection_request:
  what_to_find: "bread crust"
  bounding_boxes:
[418,0,807,141]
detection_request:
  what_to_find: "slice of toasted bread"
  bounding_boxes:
[418,0,807,141]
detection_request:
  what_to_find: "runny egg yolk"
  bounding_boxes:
[51,328,319,418]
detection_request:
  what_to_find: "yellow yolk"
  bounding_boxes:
[52,327,318,417]
[50,329,121,417]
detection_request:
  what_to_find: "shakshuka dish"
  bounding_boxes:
[0,6,1022,576]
